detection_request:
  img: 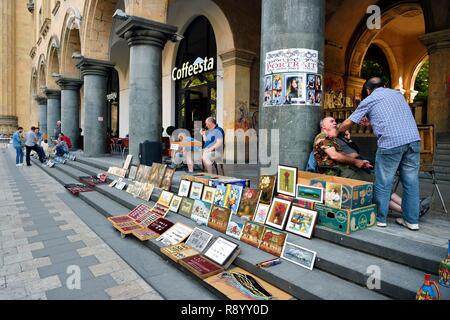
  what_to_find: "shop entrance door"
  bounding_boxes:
[185,89,208,132]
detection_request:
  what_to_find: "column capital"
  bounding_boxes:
[76,58,114,78]
[34,95,47,105]
[56,77,83,91]
[116,16,178,49]
[44,89,61,100]
[419,29,450,54]
[219,49,256,68]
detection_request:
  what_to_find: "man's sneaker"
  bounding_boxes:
[419,196,432,217]
[16,164,21,167]
[395,218,419,231]
[376,221,387,228]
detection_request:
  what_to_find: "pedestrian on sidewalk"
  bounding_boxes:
[54,120,61,140]
[12,127,24,166]
[25,126,45,166]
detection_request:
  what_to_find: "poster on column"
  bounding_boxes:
[306,74,322,106]
[265,48,319,75]
[284,74,307,105]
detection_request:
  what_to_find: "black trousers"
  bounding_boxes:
[25,145,44,165]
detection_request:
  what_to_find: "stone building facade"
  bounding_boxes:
[0,0,449,165]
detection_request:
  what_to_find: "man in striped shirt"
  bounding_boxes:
[339,77,422,231]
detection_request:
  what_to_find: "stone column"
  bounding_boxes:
[57,77,83,149]
[76,58,114,157]
[419,29,450,134]
[44,89,61,140]
[35,96,48,134]
[116,17,177,164]
[259,0,325,172]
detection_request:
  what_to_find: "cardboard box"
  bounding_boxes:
[298,171,373,210]
[315,203,377,234]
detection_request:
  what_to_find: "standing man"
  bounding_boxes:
[25,126,45,166]
[201,117,225,174]
[12,127,24,167]
[54,120,62,140]
[338,77,421,231]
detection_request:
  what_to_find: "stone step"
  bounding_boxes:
[75,155,114,171]
[433,161,450,168]
[55,159,389,299]
[436,143,450,150]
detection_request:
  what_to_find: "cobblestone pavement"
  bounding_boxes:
[0,148,163,300]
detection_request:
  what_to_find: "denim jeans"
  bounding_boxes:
[374,141,420,224]
[15,146,23,164]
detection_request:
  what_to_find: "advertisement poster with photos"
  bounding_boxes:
[306,74,322,106]
[284,74,306,105]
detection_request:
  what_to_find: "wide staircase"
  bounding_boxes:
[433,135,450,184]
[31,155,449,300]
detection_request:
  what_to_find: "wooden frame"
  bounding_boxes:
[277,165,298,197]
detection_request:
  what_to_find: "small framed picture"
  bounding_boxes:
[128,165,138,180]
[253,203,270,224]
[277,165,298,197]
[265,197,291,230]
[202,186,216,204]
[285,206,318,239]
[185,227,214,253]
[178,197,195,218]
[296,184,324,203]
[178,180,191,197]
[281,242,317,271]
[190,182,204,200]
[157,191,174,207]
[169,195,183,213]
[325,183,342,209]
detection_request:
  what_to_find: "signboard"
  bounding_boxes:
[172,56,215,81]
[265,48,319,75]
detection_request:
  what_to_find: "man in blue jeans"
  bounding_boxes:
[12,127,24,166]
[339,77,423,231]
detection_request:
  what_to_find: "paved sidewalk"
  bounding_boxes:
[0,149,163,300]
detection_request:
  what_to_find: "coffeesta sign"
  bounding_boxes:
[172,57,215,81]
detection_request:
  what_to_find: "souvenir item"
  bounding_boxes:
[150,203,170,218]
[281,242,316,270]
[156,222,193,246]
[439,240,450,287]
[285,206,318,239]
[277,165,297,197]
[224,184,243,215]
[169,195,183,213]
[296,184,323,203]
[97,173,108,183]
[253,203,270,224]
[126,182,144,198]
[213,184,227,207]
[179,254,223,279]
[190,200,212,226]
[237,188,261,220]
[148,218,174,235]
[109,180,117,188]
[201,186,217,204]
[416,274,440,300]
[190,182,204,200]
[226,215,245,240]
[115,168,127,178]
[178,179,191,197]
[219,271,273,300]
[325,183,342,208]
[185,228,214,252]
[157,190,174,207]
[258,175,276,205]
[161,243,199,262]
[161,168,175,191]
[128,165,138,180]
[265,197,291,230]
[131,228,161,241]
[240,221,265,248]
[64,184,94,195]
[123,154,133,170]
[208,205,232,234]
[204,237,239,266]
[135,165,151,183]
[115,179,127,190]
[259,227,288,257]
[107,215,134,224]
[112,221,143,233]
[178,197,195,218]
[154,163,168,187]
[138,183,155,202]
[79,176,106,187]
[148,164,160,186]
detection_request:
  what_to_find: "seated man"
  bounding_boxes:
[201,117,225,174]
[60,133,72,149]
[174,132,201,172]
[313,117,373,181]
[55,136,69,157]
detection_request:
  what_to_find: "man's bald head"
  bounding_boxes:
[363,77,385,98]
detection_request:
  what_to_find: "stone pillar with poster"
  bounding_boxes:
[259,0,325,172]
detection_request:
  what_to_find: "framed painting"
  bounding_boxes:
[169,195,183,213]
[178,197,195,218]
[226,215,245,240]
[138,183,155,202]
[296,184,323,203]
[224,184,243,215]
[285,206,318,239]
[201,186,217,204]
[277,165,297,197]
[237,188,261,221]
[161,168,175,191]
[189,182,204,200]
[281,242,317,271]
[265,197,291,230]
[258,175,276,205]
[253,203,270,224]
[157,191,174,207]
[178,179,191,197]
[156,222,193,246]
[190,200,212,226]
[128,165,138,180]
[207,205,232,234]
[185,227,214,253]
[240,221,265,248]
[154,163,168,188]
[259,227,288,257]
[123,154,133,170]
[213,184,227,207]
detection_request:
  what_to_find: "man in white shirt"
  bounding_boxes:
[25,126,45,166]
